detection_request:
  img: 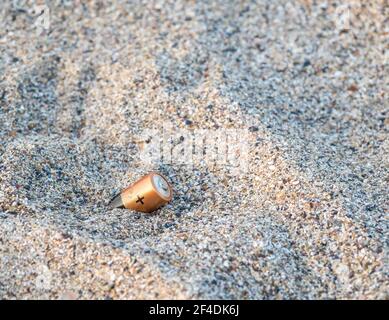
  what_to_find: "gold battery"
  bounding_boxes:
[109,172,173,213]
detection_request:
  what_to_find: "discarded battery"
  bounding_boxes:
[108,172,173,213]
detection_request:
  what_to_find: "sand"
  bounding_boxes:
[0,0,388,299]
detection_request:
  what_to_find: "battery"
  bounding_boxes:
[108,172,173,213]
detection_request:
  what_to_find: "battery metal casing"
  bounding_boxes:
[120,172,172,213]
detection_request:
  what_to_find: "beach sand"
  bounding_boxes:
[0,0,387,299]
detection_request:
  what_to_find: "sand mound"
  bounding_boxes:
[0,0,387,299]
